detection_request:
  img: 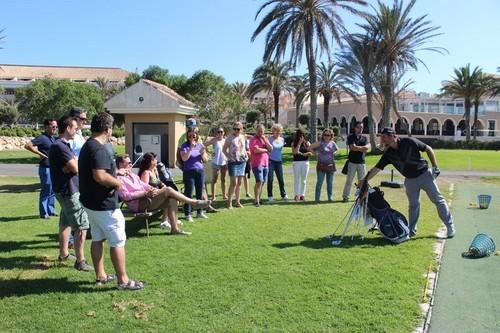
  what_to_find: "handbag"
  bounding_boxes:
[317,162,335,173]
[341,160,349,175]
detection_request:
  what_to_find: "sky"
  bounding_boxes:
[1,0,499,94]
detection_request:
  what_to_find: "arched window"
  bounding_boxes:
[411,118,425,135]
[426,119,440,136]
[442,119,455,136]
[395,118,409,134]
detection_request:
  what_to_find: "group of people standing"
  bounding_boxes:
[24,111,456,292]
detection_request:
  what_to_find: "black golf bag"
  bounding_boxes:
[367,187,410,244]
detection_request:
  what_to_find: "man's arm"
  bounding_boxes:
[425,145,438,168]
[24,141,48,159]
[63,158,78,174]
[92,169,122,190]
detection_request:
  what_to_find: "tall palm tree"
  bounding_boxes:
[441,64,483,143]
[290,74,310,128]
[471,73,495,140]
[248,61,293,123]
[252,0,367,142]
[316,61,357,127]
[338,33,379,148]
[361,0,444,129]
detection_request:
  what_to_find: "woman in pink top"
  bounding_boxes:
[249,124,273,206]
[115,155,209,235]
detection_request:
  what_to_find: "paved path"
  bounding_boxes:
[2,163,500,178]
[429,183,500,333]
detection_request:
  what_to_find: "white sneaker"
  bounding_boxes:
[196,212,208,219]
[282,195,289,201]
[446,223,456,238]
[160,221,171,230]
[177,220,183,226]
[268,197,274,203]
[185,215,194,223]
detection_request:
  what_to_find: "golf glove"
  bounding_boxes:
[432,167,440,179]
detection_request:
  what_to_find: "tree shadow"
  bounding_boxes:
[0,215,42,223]
[0,278,111,298]
[272,236,399,250]
[0,183,40,193]
[0,255,56,270]
[0,240,57,253]
[35,233,59,242]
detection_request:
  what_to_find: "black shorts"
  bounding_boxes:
[245,161,251,178]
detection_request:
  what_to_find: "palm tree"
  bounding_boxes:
[252,0,367,142]
[361,0,444,129]
[248,61,293,124]
[441,64,483,143]
[316,61,357,128]
[338,33,379,148]
[471,73,495,140]
[290,75,310,128]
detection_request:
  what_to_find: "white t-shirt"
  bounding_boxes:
[211,139,228,166]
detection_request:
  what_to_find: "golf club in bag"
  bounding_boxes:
[327,182,410,246]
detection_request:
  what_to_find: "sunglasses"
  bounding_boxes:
[188,135,197,138]
[50,126,58,129]
[217,131,224,134]
[79,117,87,121]
[323,134,332,137]
[233,128,241,131]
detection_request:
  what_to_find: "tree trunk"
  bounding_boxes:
[305,30,318,142]
[295,102,300,128]
[381,63,393,129]
[464,98,471,143]
[473,101,479,140]
[273,90,280,124]
[365,85,378,153]
[323,94,331,128]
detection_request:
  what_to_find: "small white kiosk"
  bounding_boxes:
[105,79,198,167]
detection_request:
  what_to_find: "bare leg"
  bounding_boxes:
[162,187,202,206]
[221,166,227,199]
[74,229,87,263]
[227,176,237,209]
[243,175,250,196]
[167,198,180,233]
[110,246,129,285]
[91,240,106,280]
[235,176,243,207]
[59,225,71,257]
[211,168,219,200]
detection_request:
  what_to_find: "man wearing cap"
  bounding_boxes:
[358,127,455,238]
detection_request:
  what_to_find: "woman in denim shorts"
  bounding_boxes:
[223,122,248,209]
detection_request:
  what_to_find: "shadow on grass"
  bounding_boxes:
[124,212,164,239]
[0,240,57,253]
[273,236,395,250]
[0,255,55,270]
[0,278,111,298]
[0,215,42,222]
[0,183,40,193]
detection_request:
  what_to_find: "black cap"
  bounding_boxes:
[380,127,395,136]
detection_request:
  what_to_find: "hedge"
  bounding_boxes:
[419,138,500,150]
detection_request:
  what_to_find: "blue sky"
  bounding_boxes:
[1,0,499,94]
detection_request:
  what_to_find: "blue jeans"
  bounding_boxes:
[38,166,56,217]
[267,160,286,198]
[315,170,334,202]
[183,168,204,216]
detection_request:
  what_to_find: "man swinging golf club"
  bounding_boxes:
[358,127,456,239]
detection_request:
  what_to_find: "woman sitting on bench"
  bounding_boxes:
[115,154,210,235]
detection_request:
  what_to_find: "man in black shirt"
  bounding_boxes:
[359,128,455,238]
[24,119,57,219]
[342,122,370,202]
[49,115,92,270]
[79,112,144,290]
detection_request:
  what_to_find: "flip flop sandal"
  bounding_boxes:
[117,279,145,291]
[95,274,117,286]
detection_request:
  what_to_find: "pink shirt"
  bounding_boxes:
[117,172,149,212]
[249,135,269,169]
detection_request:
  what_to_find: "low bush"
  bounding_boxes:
[419,138,500,150]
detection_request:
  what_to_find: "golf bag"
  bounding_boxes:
[367,187,410,244]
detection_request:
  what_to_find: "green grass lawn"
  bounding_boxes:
[2,146,499,172]
[0,173,444,332]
